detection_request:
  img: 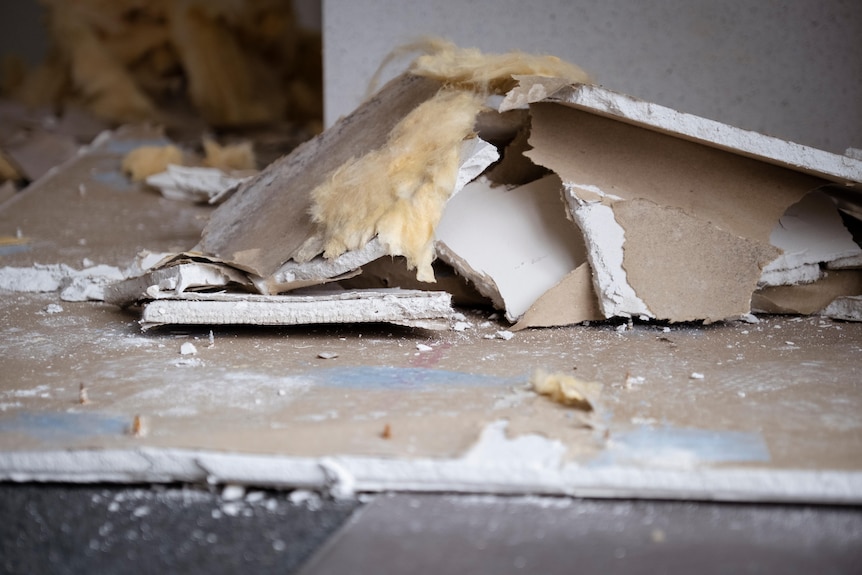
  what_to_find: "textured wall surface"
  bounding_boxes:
[324,0,861,154]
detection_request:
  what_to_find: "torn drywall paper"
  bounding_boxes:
[145,165,254,204]
[104,262,252,307]
[751,270,862,316]
[434,174,587,322]
[612,199,779,323]
[760,191,862,287]
[527,101,825,321]
[511,262,603,331]
[138,289,454,330]
[561,190,651,320]
[541,82,862,185]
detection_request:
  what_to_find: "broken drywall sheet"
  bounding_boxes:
[525,99,831,322]
[760,191,862,287]
[252,137,499,295]
[534,81,862,185]
[138,289,455,330]
[752,269,862,316]
[0,263,125,301]
[435,174,588,322]
[104,261,252,307]
[196,73,446,279]
[820,296,862,322]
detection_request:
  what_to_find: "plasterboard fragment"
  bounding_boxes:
[527,101,824,322]
[820,296,862,322]
[613,199,779,323]
[252,138,498,294]
[435,174,587,322]
[104,262,252,307]
[752,270,862,315]
[196,73,445,279]
[512,262,603,330]
[138,289,454,330]
[562,193,651,320]
[541,82,862,184]
[145,165,255,204]
[760,191,862,287]
[0,263,124,301]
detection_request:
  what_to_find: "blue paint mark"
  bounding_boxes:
[591,426,770,467]
[0,243,30,256]
[0,412,129,442]
[306,366,514,390]
[96,138,172,155]
[90,170,135,191]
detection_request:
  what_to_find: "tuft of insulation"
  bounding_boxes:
[303,89,485,282]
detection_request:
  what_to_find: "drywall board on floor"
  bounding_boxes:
[323,0,862,155]
[1,131,862,504]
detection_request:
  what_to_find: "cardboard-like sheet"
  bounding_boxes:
[526,102,829,322]
[196,74,443,278]
[435,174,588,322]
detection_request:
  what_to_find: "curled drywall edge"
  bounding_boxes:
[563,186,652,319]
[3,443,862,503]
[821,296,862,321]
[454,138,500,195]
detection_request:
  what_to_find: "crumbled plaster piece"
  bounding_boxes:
[690,372,705,380]
[43,303,64,314]
[180,342,198,356]
[0,263,125,301]
[496,330,515,341]
[221,485,246,501]
[146,165,255,204]
[452,321,472,332]
[821,296,862,322]
[318,352,338,360]
[416,343,433,352]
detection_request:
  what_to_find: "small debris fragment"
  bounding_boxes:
[452,321,472,331]
[43,303,63,314]
[495,330,514,340]
[82,258,94,268]
[689,372,705,380]
[381,423,392,439]
[79,382,90,405]
[180,342,198,355]
[661,326,671,333]
[221,485,246,501]
[416,343,433,352]
[529,368,602,410]
[624,373,646,389]
[318,351,338,360]
[740,313,760,324]
[131,414,148,438]
[207,330,215,348]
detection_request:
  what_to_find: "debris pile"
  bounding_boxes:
[106,40,862,329]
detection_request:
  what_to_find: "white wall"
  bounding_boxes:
[323,0,861,154]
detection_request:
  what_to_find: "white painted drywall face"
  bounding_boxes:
[323,0,862,154]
